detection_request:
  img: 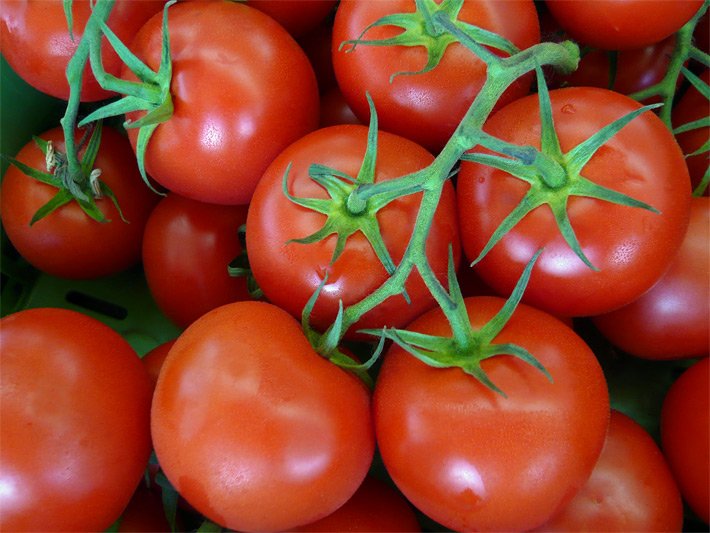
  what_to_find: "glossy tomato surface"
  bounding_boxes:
[537,410,683,531]
[0,308,153,531]
[246,124,460,337]
[545,0,704,50]
[457,87,691,317]
[373,296,610,531]
[661,357,710,525]
[592,196,709,359]
[142,193,251,329]
[0,0,164,101]
[123,1,319,205]
[1,125,159,279]
[151,301,375,532]
[332,0,540,153]
[294,475,421,532]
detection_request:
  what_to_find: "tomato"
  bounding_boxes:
[248,0,337,38]
[117,484,171,533]
[457,87,692,317]
[550,37,676,99]
[298,15,338,92]
[319,86,361,127]
[142,339,176,390]
[537,410,683,531]
[1,125,159,279]
[0,307,153,531]
[294,475,421,532]
[246,124,460,337]
[0,0,164,101]
[141,193,251,329]
[545,0,704,50]
[123,1,319,205]
[373,296,610,531]
[151,301,375,532]
[673,69,709,194]
[592,196,709,360]
[332,0,540,153]
[660,357,710,525]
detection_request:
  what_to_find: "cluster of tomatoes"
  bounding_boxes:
[0,0,708,532]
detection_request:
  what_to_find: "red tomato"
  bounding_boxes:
[123,1,319,205]
[457,87,692,317]
[141,193,251,329]
[319,86,361,127]
[117,484,171,533]
[673,69,709,194]
[373,296,610,531]
[248,0,337,38]
[142,339,176,390]
[537,410,683,531]
[294,475,421,532]
[151,301,375,532]
[298,15,338,92]
[592,196,709,360]
[246,124,460,337]
[1,125,159,279]
[661,357,710,524]
[550,37,676,98]
[0,307,153,531]
[0,0,164,101]
[545,0,704,50]
[332,0,540,153]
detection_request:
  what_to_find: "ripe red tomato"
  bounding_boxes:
[0,307,153,531]
[673,69,709,194]
[661,357,710,524]
[332,0,540,153]
[151,301,375,532]
[294,475,421,532]
[1,125,159,279]
[141,193,251,329]
[373,296,610,531]
[545,0,704,50]
[246,124,460,337]
[0,0,164,101]
[592,196,709,360]
[142,339,176,390]
[123,1,319,205]
[248,0,337,38]
[536,410,683,531]
[457,87,692,317]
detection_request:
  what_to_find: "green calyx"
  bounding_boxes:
[362,249,551,398]
[3,121,125,224]
[339,0,518,82]
[283,94,409,282]
[462,68,661,271]
[78,0,176,193]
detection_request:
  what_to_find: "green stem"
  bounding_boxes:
[336,39,579,343]
[59,0,116,186]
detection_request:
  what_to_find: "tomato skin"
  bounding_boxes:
[246,124,460,337]
[660,357,710,525]
[0,0,164,101]
[0,125,159,279]
[151,301,375,532]
[673,69,709,194]
[141,193,251,329]
[123,1,319,205]
[248,0,337,38]
[457,87,692,317]
[0,307,153,531]
[294,475,421,532]
[537,410,683,531]
[142,339,176,390]
[545,0,704,50]
[373,296,610,532]
[332,0,540,153]
[592,196,709,360]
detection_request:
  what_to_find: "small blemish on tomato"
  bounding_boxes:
[561,104,576,114]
